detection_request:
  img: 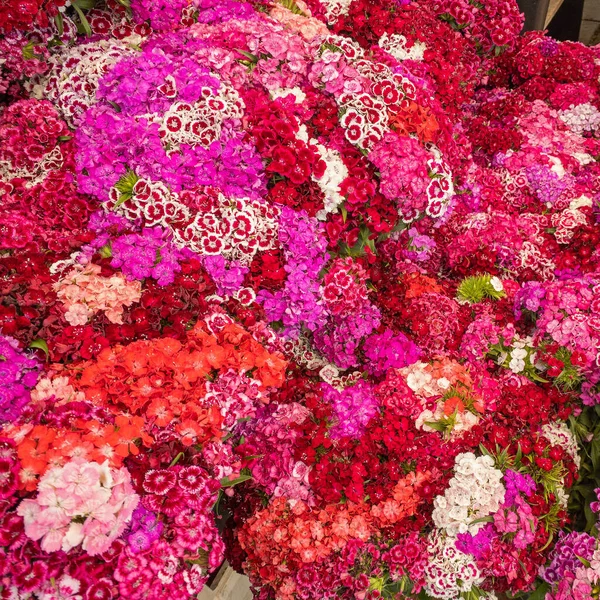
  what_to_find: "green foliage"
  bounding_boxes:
[22,41,36,59]
[553,347,584,391]
[71,1,93,36]
[339,224,378,257]
[457,274,506,304]
[277,0,307,15]
[29,339,49,359]
[113,170,140,207]
[568,405,600,533]
[54,12,64,35]
[221,468,252,488]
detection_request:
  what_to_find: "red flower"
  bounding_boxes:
[143,469,177,495]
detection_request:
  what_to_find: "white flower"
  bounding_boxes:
[321,0,353,23]
[542,421,581,469]
[296,123,309,143]
[270,87,306,104]
[405,363,433,392]
[559,102,600,134]
[508,357,525,373]
[511,347,528,360]
[432,453,505,537]
[424,532,484,598]
[319,364,340,384]
[379,32,427,61]
[570,195,593,210]
[97,461,114,489]
[62,522,84,552]
[489,276,504,292]
[312,144,348,219]
[415,409,434,431]
[548,155,566,177]
[436,377,451,390]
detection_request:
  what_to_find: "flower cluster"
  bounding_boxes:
[18,458,139,555]
[2,0,600,598]
[0,335,41,422]
[54,263,143,325]
[432,453,505,537]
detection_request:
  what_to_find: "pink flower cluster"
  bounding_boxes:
[17,458,138,555]
[54,263,142,325]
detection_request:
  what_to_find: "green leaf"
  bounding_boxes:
[29,339,49,359]
[54,11,64,35]
[585,501,596,531]
[235,49,259,63]
[277,0,307,15]
[114,193,132,208]
[108,100,122,113]
[424,420,447,432]
[99,244,112,259]
[577,554,592,568]
[591,436,600,471]
[72,0,97,9]
[457,273,505,304]
[220,474,252,488]
[114,170,139,194]
[169,452,185,467]
[22,41,36,59]
[113,170,139,207]
[529,371,549,384]
[469,515,495,526]
[527,582,549,600]
[72,2,92,36]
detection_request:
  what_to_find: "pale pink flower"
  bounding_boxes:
[18,458,139,556]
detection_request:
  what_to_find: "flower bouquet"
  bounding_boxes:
[1,0,600,599]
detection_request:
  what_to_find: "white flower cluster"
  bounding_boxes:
[559,102,600,134]
[508,348,527,373]
[424,143,455,220]
[542,421,581,469]
[321,0,353,24]
[319,35,419,152]
[519,240,556,280]
[158,83,244,151]
[31,40,135,127]
[415,407,479,437]
[402,361,441,397]
[108,178,280,264]
[0,146,64,189]
[282,99,348,221]
[502,168,528,200]
[378,33,427,62]
[551,206,588,244]
[402,362,480,437]
[495,334,536,374]
[313,143,348,220]
[424,531,484,599]
[282,335,329,371]
[432,453,505,537]
[271,87,307,104]
[319,364,362,389]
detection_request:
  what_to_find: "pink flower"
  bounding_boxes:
[64,303,91,326]
[143,469,177,495]
[18,459,138,555]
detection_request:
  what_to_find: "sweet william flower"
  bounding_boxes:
[18,458,138,556]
